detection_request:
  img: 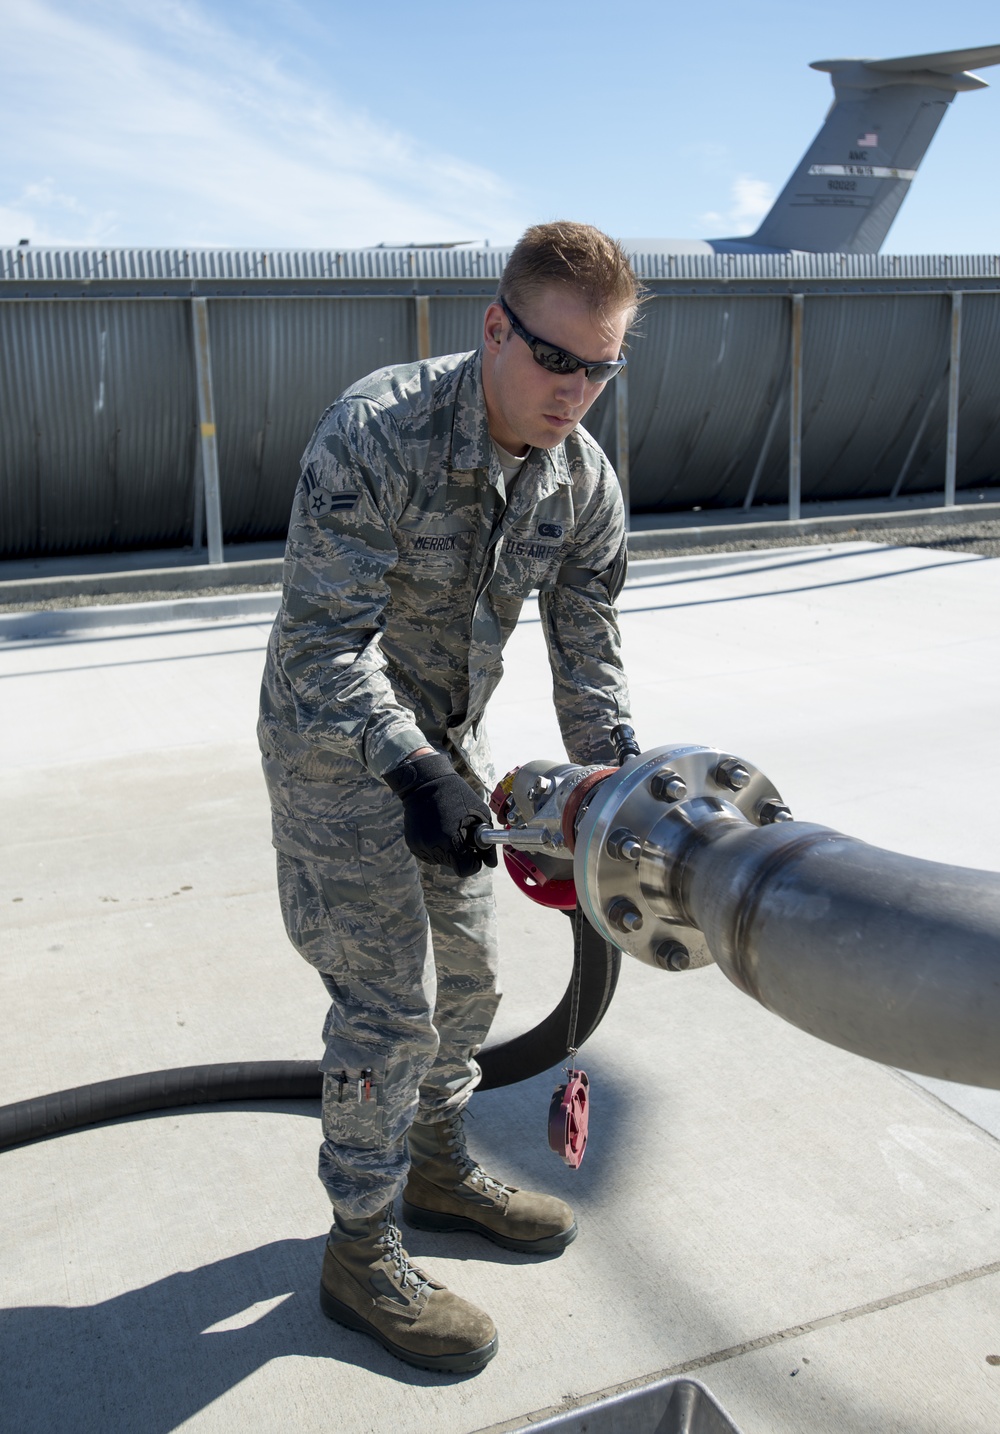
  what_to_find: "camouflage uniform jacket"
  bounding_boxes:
[258,348,632,789]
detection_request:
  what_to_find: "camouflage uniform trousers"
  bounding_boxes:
[263,753,500,1219]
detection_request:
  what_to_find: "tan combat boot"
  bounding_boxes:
[402,1111,577,1254]
[320,1202,498,1373]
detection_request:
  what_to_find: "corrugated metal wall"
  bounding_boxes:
[0,299,195,551]
[2,248,999,557]
[208,297,417,539]
[6,245,999,284]
[626,296,789,509]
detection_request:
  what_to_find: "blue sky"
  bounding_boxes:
[2,0,998,253]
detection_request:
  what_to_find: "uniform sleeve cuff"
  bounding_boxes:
[366,727,431,780]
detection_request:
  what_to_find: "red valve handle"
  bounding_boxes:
[503,846,577,910]
[548,1069,590,1168]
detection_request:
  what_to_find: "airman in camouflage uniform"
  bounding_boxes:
[259,222,639,1373]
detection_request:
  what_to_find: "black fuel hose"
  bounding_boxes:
[478,910,620,1088]
[0,915,620,1152]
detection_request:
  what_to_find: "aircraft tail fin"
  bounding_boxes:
[723,44,1000,254]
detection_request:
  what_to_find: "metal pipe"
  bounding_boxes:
[475,825,553,849]
[491,744,1000,1089]
[944,290,963,507]
[191,297,224,565]
[573,751,1000,1084]
[683,818,1000,1087]
[788,294,804,522]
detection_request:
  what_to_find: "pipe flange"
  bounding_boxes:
[572,744,786,969]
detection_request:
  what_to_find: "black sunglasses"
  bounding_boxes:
[499,296,626,384]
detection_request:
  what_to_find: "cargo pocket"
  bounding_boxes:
[320,1033,388,1150]
[276,847,399,977]
[276,852,340,973]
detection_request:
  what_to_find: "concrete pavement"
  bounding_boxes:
[2,541,1000,1432]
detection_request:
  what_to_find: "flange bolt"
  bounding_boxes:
[650,769,688,803]
[714,757,751,792]
[654,940,691,972]
[607,899,644,934]
[757,798,794,825]
[606,827,642,862]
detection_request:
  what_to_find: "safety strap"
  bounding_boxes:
[567,904,587,1058]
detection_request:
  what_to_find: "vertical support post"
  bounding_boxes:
[788,294,804,522]
[944,290,963,508]
[191,296,224,565]
[615,367,631,532]
[192,444,204,551]
[415,295,432,361]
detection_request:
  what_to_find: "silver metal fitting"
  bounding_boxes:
[526,774,555,803]
[475,825,552,849]
[606,827,642,863]
[650,769,688,803]
[714,757,751,792]
[757,798,794,825]
[654,940,691,971]
[607,898,644,934]
[572,743,785,972]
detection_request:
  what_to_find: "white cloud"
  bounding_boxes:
[0,180,117,247]
[700,173,775,237]
[0,0,525,248]
[729,175,775,231]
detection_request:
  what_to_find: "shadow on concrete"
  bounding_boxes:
[617,551,981,616]
[0,1060,643,1432]
[3,1074,969,1434]
[1,1235,493,1433]
[99,1052,641,1213]
[470,1052,646,1204]
[0,641,270,682]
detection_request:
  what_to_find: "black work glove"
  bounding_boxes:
[385,752,497,878]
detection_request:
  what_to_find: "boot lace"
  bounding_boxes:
[442,1112,514,1203]
[375,1208,432,1299]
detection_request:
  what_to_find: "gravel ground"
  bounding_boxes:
[0,582,281,615]
[2,519,999,614]
[632,517,1000,562]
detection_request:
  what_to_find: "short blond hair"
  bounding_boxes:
[499,221,643,329]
